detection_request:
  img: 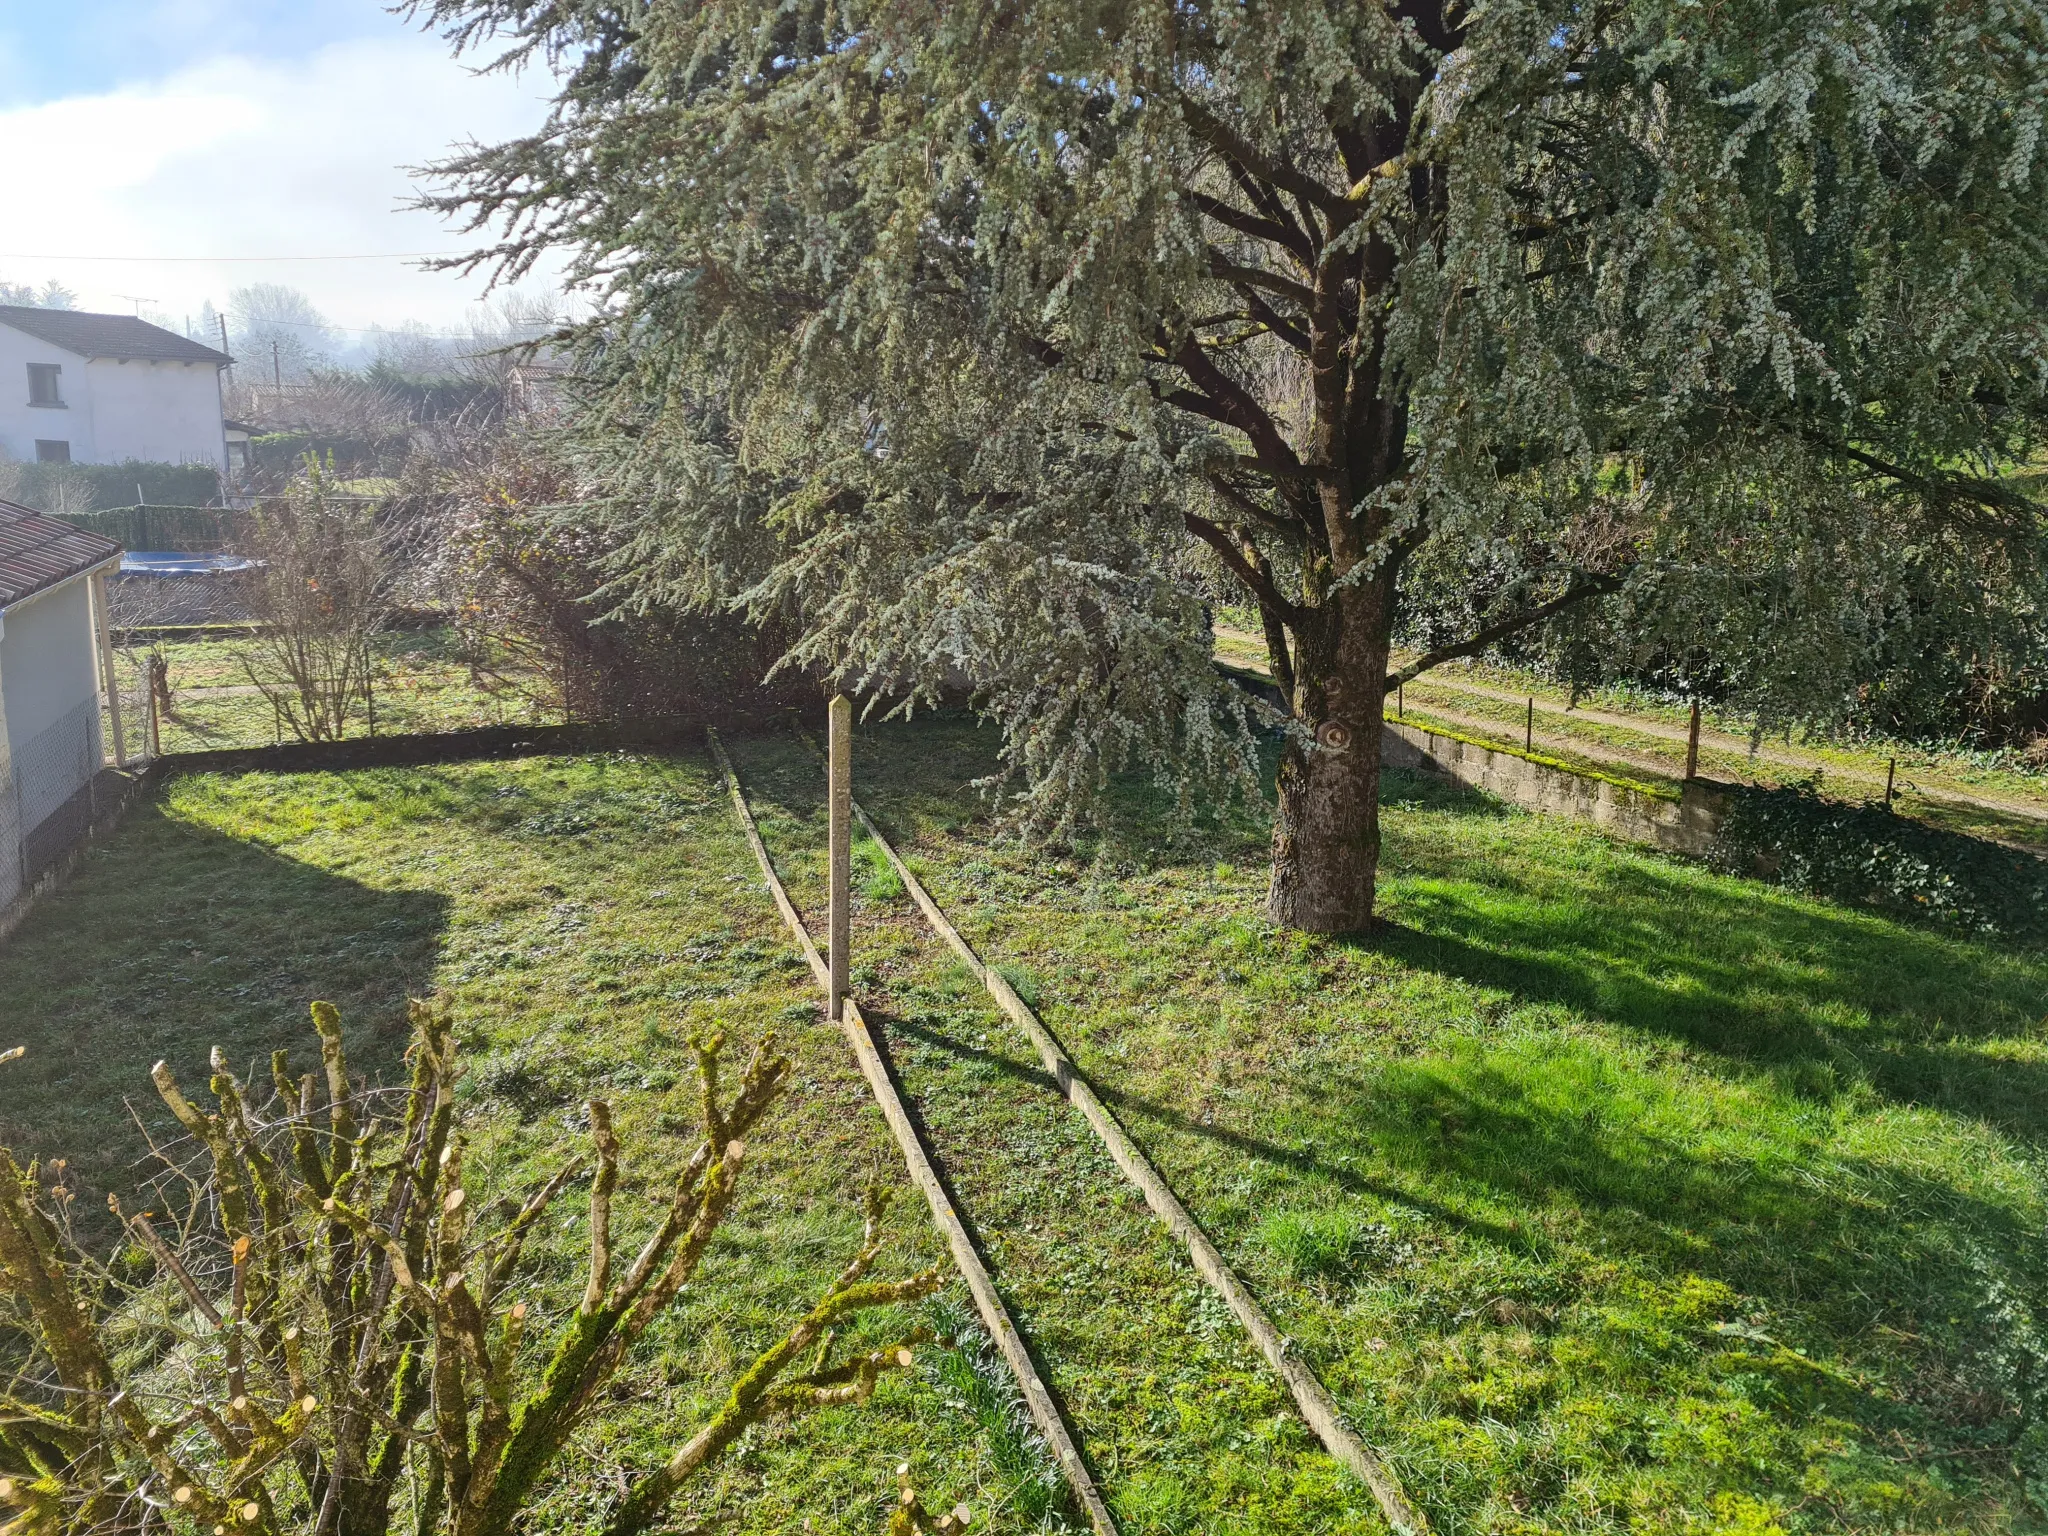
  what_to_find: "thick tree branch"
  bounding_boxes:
[1387,571,1627,688]
[1817,434,2046,529]
[1206,470,1317,546]
[1176,95,1347,215]
[1224,159,1321,256]
[1232,288,1312,353]
[1189,191,1313,266]
[1184,510,1304,623]
[1167,335,1304,473]
[1206,250,1316,310]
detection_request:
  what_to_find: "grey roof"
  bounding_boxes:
[0,306,231,365]
[0,499,122,608]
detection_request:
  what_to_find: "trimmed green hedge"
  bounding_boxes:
[1709,777,2048,939]
[2,459,220,512]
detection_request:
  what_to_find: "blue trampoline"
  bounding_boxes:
[120,552,260,575]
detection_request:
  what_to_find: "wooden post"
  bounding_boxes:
[1525,696,1534,753]
[1397,682,1404,718]
[89,569,128,769]
[827,694,852,1021]
[1685,699,1701,781]
[1885,756,1896,810]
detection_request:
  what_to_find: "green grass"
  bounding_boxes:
[1,718,2043,1532]
[0,751,1021,1534]
[771,717,2048,1534]
[120,627,556,751]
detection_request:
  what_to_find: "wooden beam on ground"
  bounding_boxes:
[705,728,1122,1536]
[844,792,1433,1536]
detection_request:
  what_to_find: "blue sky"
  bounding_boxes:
[0,0,563,333]
[0,1,395,108]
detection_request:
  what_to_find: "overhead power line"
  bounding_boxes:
[0,250,471,263]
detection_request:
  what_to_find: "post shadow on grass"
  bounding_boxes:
[0,798,448,1238]
[877,1009,1526,1252]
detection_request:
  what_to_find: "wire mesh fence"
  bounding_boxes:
[116,631,560,753]
[11,695,104,889]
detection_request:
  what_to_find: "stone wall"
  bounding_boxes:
[1382,719,1729,855]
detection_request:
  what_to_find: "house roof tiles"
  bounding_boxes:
[0,306,231,365]
[0,499,122,609]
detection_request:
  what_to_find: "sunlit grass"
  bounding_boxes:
[2,721,2042,1532]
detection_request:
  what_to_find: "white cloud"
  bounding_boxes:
[0,27,567,336]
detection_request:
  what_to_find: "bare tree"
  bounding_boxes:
[242,464,389,741]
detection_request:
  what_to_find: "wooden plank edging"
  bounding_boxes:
[845,793,1432,1536]
[705,729,1122,1536]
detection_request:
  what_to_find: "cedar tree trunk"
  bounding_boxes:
[1266,572,1395,933]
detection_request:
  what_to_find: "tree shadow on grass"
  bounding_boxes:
[1366,781,2048,1145]
[0,798,447,1232]
[878,1010,1526,1251]
[1334,1039,2045,1425]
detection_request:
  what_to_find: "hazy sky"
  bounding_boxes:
[0,1,566,337]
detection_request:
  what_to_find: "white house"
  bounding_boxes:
[0,306,231,471]
[0,499,123,916]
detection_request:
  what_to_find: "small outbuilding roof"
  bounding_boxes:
[0,500,123,609]
[0,306,231,365]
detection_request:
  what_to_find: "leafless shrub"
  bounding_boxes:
[241,465,390,741]
[403,428,800,723]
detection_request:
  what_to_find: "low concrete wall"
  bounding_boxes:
[1383,719,1729,856]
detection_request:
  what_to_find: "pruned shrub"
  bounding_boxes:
[0,1001,943,1536]
[1710,777,2048,939]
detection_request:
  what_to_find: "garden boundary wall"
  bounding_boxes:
[1382,718,1730,855]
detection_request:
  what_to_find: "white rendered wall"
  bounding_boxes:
[0,654,17,912]
[0,325,226,470]
[82,357,226,469]
[0,575,104,839]
[0,326,97,465]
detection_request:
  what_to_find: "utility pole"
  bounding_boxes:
[272,338,281,391]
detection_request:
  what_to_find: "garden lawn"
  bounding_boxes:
[1,720,2043,1534]
[0,750,1059,1535]
[726,719,2048,1536]
[121,627,556,752]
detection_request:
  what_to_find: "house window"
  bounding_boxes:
[26,363,63,407]
[34,440,70,464]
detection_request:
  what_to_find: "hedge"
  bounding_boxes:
[1709,777,2048,940]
